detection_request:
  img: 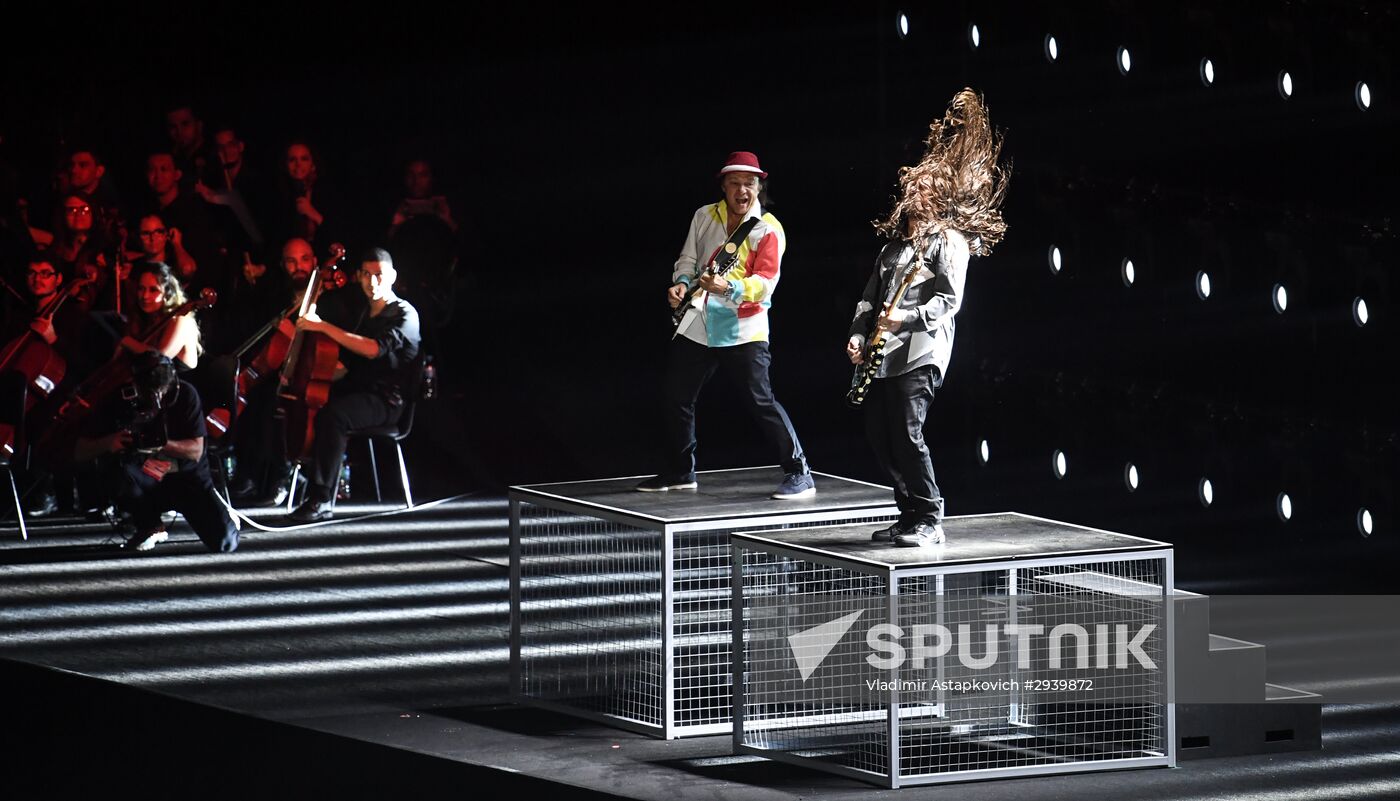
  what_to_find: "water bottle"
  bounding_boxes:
[337,458,352,501]
[421,355,437,400]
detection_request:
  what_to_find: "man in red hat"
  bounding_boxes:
[637,151,815,499]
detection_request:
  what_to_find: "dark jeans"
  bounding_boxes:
[865,365,943,527]
[305,389,401,503]
[663,337,807,479]
[108,459,238,552]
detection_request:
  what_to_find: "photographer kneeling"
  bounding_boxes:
[74,352,239,552]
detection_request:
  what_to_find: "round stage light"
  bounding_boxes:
[1272,283,1288,313]
[979,439,990,464]
[1124,463,1140,492]
[1048,245,1062,274]
[1122,258,1135,287]
[969,23,981,49]
[1052,450,1068,479]
[1195,270,1211,299]
[1277,492,1293,522]
[1045,35,1058,62]
[1356,82,1371,110]
[1353,297,1369,327]
[1279,71,1293,98]
[1198,478,1214,507]
[1357,508,1373,537]
[1117,47,1132,75]
[1201,58,1215,86]
[897,13,909,39]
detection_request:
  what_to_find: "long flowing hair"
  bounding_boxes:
[129,260,202,354]
[874,88,1010,255]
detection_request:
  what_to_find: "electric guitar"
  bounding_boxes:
[670,216,760,338]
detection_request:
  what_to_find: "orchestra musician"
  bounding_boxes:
[120,261,202,370]
[287,248,420,522]
[0,257,93,516]
[226,237,333,504]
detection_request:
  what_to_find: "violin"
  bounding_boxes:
[206,244,345,438]
[276,244,347,461]
[0,274,95,457]
[32,288,218,470]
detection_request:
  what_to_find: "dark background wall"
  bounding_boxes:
[2,2,1395,591]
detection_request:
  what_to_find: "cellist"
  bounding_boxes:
[287,248,420,523]
[226,237,339,504]
[0,257,93,516]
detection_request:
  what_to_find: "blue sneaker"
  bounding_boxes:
[772,472,816,500]
[636,474,698,492]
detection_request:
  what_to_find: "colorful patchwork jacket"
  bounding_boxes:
[671,201,786,347]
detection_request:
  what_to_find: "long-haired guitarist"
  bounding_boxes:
[637,151,815,499]
[845,89,1010,547]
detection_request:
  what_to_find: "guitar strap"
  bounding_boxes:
[697,215,760,282]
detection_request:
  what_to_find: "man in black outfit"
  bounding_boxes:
[288,248,420,522]
[74,351,238,552]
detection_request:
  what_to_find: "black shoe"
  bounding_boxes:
[24,490,58,518]
[228,476,258,501]
[635,474,698,492]
[871,521,909,542]
[289,498,334,523]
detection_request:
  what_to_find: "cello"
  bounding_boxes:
[276,245,347,461]
[0,273,95,457]
[32,288,218,470]
[206,244,345,439]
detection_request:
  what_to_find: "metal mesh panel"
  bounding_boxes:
[673,516,896,732]
[516,499,898,736]
[735,544,1169,785]
[516,502,664,727]
[737,549,892,777]
[895,558,1168,778]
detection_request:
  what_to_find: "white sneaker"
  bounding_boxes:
[124,528,169,552]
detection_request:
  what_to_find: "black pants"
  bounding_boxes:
[108,460,238,552]
[663,337,807,479]
[865,365,942,527]
[233,380,288,495]
[305,389,401,503]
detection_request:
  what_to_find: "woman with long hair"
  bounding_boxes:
[120,261,202,370]
[845,87,1010,547]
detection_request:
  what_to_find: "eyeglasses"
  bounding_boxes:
[65,205,93,216]
[27,269,57,279]
[139,229,168,238]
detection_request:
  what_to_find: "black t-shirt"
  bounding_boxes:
[83,378,208,469]
[342,298,421,395]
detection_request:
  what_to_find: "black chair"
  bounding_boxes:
[348,352,427,508]
[0,372,30,541]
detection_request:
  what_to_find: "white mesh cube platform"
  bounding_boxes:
[732,513,1175,788]
[509,467,899,738]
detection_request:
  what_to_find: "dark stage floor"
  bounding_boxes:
[2,495,1398,798]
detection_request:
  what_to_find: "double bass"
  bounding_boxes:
[276,245,347,461]
[0,274,94,457]
[32,288,218,470]
[206,244,345,439]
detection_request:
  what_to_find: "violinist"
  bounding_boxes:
[121,261,202,370]
[73,350,238,553]
[288,248,420,523]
